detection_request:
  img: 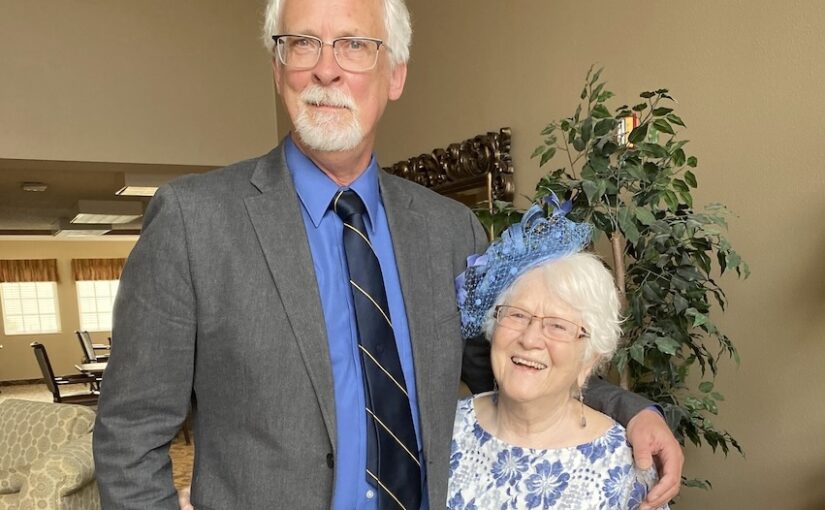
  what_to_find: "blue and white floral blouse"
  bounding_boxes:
[447,395,667,510]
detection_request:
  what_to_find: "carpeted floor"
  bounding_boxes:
[0,383,194,490]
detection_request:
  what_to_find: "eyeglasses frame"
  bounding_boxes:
[271,34,385,72]
[493,304,589,343]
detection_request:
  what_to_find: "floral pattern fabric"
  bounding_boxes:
[447,395,667,510]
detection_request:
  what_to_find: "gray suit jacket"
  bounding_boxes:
[94,144,488,509]
[93,143,651,509]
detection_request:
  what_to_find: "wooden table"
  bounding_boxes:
[75,362,107,375]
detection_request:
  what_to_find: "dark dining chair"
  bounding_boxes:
[30,342,99,406]
[75,330,110,363]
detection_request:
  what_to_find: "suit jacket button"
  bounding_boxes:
[326,453,334,469]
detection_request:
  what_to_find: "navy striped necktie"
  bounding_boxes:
[332,189,422,510]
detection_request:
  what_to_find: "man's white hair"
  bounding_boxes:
[483,252,623,374]
[262,0,412,67]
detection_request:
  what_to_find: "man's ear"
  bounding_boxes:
[388,62,407,101]
[272,58,283,95]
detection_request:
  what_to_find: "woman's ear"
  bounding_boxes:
[577,354,599,388]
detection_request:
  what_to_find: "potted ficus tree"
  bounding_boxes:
[478,67,749,489]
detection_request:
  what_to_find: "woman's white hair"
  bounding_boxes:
[482,252,622,374]
[261,0,412,67]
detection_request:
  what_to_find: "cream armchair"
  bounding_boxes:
[0,399,100,510]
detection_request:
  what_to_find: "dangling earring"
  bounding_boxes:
[578,387,587,428]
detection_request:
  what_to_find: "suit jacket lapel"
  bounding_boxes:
[244,146,336,447]
[379,173,437,452]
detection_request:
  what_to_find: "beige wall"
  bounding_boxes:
[0,240,135,381]
[0,0,277,166]
[377,1,825,509]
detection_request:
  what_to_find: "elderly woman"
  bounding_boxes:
[448,199,667,510]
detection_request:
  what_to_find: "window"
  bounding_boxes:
[0,282,61,335]
[76,280,119,332]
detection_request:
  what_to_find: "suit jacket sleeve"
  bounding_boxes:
[583,377,655,427]
[93,185,196,509]
[455,209,655,426]
[459,211,496,393]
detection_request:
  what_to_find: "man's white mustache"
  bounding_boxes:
[300,85,356,111]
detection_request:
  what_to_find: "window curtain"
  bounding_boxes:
[0,259,60,283]
[72,258,126,281]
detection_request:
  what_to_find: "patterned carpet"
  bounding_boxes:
[1,383,195,491]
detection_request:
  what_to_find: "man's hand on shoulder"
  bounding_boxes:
[626,408,684,510]
[178,486,194,510]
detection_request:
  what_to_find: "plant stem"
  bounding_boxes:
[561,132,578,179]
[610,233,631,390]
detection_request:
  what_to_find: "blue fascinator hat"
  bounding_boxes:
[455,193,593,339]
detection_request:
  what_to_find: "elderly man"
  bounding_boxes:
[93,0,683,508]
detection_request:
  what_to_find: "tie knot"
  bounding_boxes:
[332,189,366,221]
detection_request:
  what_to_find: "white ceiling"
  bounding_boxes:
[0,158,215,236]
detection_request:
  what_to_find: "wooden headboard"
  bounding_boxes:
[382,127,514,207]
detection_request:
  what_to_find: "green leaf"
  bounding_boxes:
[581,118,593,143]
[591,104,611,119]
[634,208,656,226]
[687,156,698,167]
[589,156,609,174]
[653,119,675,135]
[590,67,603,85]
[667,113,686,127]
[679,191,694,208]
[613,348,628,373]
[695,251,712,274]
[624,164,646,181]
[690,310,708,328]
[672,148,686,167]
[663,190,679,212]
[655,336,680,355]
[652,107,673,116]
[711,392,726,401]
[640,91,656,99]
[591,210,614,233]
[629,344,646,365]
[531,145,544,159]
[632,102,648,112]
[594,118,615,136]
[699,381,714,393]
[628,123,649,144]
[640,142,669,159]
[683,479,712,490]
[677,266,703,282]
[539,147,556,167]
[671,293,687,313]
[685,170,698,187]
[672,179,690,192]
[590,82,605,103]
[619,212,641,244]
[572,137,586,151]
[582,180,600,205]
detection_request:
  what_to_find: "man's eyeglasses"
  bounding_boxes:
[494,305,588,343]
[272,34,384,72]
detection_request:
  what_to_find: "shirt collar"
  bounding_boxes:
[284,135,382,233]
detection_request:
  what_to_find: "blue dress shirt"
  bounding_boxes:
[284,137,428,510]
